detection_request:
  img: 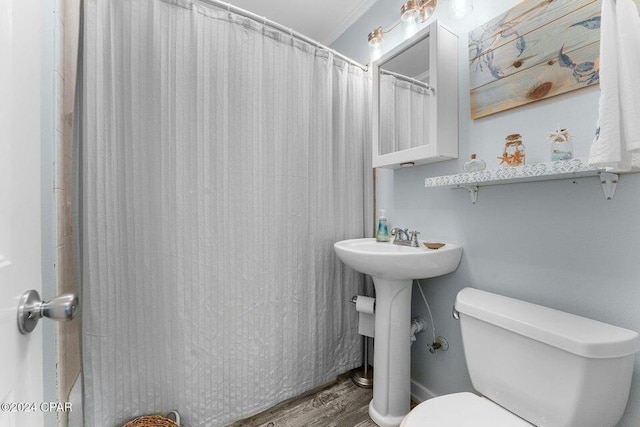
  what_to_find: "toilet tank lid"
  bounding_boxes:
[455,288,640,359]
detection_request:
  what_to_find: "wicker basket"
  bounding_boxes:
[122,415,180,427]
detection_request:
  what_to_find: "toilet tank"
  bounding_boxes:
[455,288,640,427]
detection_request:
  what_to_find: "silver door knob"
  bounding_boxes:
[17,290,79,334]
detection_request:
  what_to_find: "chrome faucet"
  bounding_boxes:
[391,228,410,241]
[391,228,420,247]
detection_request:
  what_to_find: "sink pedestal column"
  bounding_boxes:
[368,278,413,427]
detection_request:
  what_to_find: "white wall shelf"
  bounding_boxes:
[424,158,634,203]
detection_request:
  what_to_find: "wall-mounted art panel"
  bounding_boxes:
[469,0,601,120]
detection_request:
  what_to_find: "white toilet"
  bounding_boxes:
[401,288,640,427]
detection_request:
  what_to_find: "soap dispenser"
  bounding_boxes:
[376,209,390,242]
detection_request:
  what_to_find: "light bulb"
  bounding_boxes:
[368,27,383,47]
[419,0,437,22]
[400,0,420,22]
[403,19,418,39]
[370,45,382,61]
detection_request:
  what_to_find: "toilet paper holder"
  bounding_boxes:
[350,295,376,310]
[349,295,374,389]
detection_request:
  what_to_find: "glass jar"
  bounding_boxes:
[498,134,525,167]
[464,154,486,172]
[548,128,573,161]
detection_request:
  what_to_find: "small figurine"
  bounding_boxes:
[548,127,573,161]
[498,134,526,167]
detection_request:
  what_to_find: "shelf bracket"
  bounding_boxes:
[599,172,618,200]
[459,185,478,204]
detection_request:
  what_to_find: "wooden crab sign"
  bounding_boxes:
[558,44,600,85]
[469,0,602,120]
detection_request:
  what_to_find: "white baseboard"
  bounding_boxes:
[410,379,438,403]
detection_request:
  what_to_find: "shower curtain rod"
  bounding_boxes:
[196,0,369,71]
[380,69,434,92]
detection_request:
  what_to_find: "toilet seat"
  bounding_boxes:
[400,392,533,427]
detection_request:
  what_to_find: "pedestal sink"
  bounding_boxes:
[334,238,462,427]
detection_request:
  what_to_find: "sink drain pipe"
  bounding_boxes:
[410,317,428,344]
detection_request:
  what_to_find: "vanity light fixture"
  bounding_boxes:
[368,0,439,47]
[400,0,420,22]
[419,0,438,22]
[368,27,384,47]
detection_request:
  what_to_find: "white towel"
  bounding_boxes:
[588,0,640,171]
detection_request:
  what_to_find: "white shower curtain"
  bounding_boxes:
[379,74,431,155]
[79,0,372,425]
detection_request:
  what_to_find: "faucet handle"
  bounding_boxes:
[409,231,420,247]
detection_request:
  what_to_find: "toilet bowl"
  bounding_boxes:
[400,393,532,427]
[400,288,640,427]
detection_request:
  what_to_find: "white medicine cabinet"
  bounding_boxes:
[372,21,459,169]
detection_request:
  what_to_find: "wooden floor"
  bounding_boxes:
[227,375,385,427]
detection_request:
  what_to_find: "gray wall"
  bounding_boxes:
[333,1,640,425]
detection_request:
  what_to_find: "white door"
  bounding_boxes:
[0,0,45,425]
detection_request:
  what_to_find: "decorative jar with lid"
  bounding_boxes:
[548,128,573,161]
[464,154,487,172]
[498,134,526,167]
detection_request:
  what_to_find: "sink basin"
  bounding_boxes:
[334,238,462,280]
[334,238,462,427]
